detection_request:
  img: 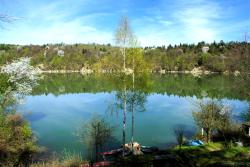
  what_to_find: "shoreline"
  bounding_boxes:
[0,65,244,76]
[40,69,233,76]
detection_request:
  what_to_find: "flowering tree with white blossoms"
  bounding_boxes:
[0,57,41,111]
[1,57,41,95]
[0,57,41,165]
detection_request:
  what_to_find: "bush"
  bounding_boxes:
[61,150,84,167]
[0,113,38,166]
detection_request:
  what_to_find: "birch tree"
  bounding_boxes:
[115,16,134,72]
[115,16,133,156]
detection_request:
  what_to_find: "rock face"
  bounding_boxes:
[160,69,166,74]
[202,46,209,53]
[234,70,240,76]
[80,67,93,74]
[124,68,134,75]
[191,67,203,76]
[57,50,64,57]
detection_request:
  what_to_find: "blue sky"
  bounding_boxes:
[0,0,250,46]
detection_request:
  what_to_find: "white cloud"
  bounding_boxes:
[0,0,113,45]
[135,0,225,46]
[1,0,249,46]
[1,20,112,44]
[174,0,222,43]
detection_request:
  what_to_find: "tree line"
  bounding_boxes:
[0,40,249,73]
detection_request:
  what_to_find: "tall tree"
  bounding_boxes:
[115,16,134,156]
[115,16,134,71]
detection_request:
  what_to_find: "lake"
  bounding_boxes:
[17,73,249,156]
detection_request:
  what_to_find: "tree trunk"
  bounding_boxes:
[206,129,211,143]
[122,81,127,157]
[131,68,135,153]
[123,47,126,71]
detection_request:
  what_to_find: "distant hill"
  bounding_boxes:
[0,41,249,73]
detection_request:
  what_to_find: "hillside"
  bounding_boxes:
[0,41,249,73]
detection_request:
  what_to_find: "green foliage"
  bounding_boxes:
[1,42,249,73]
[126,47,150,72]
[32,73,250,100]
[61,150,84,167]
[50,56,64,69]
[173,142,250,166]
[192,100,232,142]
[0,113,38,166]
[0,61,40,166]
[174,126,185,149]
[30,150,86,167]
[0,73,11,94]
[77,114,114,162]
[0,44,11,50]
[93,53,122,72]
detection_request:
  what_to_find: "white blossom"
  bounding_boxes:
[1,57,41,95]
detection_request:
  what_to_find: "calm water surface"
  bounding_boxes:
[17,74,249,155]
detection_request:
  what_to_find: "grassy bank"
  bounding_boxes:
[173,143,250,167]
[29,143,250,167]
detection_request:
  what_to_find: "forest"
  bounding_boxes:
[0,41,249,73]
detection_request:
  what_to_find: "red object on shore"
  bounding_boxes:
[99,150,116,155]
[81,161,111,167]
[93,161,111,167]
[80,163,90,167]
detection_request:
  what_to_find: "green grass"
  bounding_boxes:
[30,143,250,167]
[30,150,86,167]
[173,142,250,166]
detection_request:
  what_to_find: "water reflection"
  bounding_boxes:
[23,111,46,122]
[111,73,149,156]
[32,73,250,100]
[17,73,250,157]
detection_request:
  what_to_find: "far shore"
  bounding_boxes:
[40,69,241,76]
[0,65,244,76]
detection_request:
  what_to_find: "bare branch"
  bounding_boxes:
[0,13,13,23]
[0,13,21,29]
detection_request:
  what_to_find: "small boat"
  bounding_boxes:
[100,148,123,156]
[184,140,204,146]
[100,148,131,161]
